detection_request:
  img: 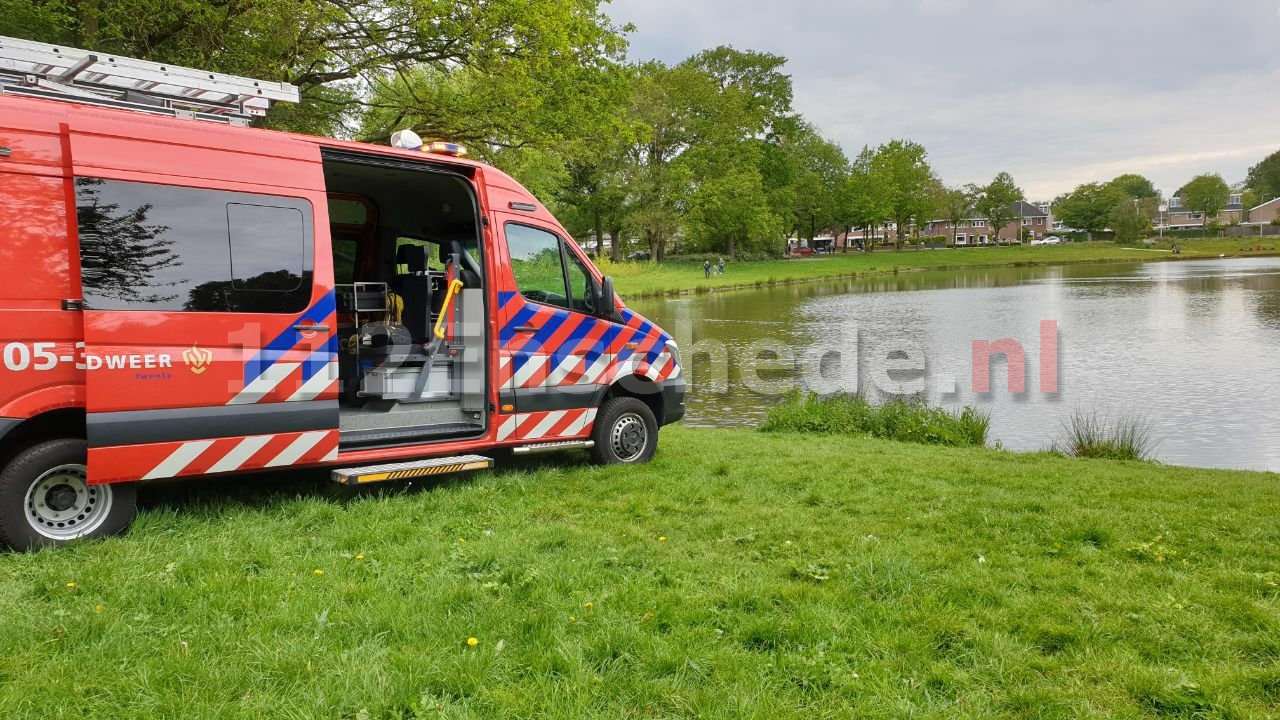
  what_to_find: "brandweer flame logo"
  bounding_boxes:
[183,344,213,375]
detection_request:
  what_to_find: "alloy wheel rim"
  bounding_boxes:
[24,464,112,540]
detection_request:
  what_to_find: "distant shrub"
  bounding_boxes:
[761,392,989,447]
[1052,409,1155,461]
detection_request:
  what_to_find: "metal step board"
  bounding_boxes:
[332,455,492,485]
[511,440,595,455]
[0,34,298,126]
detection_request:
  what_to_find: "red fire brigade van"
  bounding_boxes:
[0,36,684,550]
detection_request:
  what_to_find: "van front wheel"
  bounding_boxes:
[0,439,137,551]
[589,397,658,465]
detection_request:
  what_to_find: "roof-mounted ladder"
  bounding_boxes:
[0,34,299,126]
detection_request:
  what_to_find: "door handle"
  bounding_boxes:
[513,325,539,333]
[293,324,330,332]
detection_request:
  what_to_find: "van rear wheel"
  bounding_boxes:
[589,397,658,465]
[0,439,136,551]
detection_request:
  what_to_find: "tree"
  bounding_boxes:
[1107,173,1159,200]
[5,0,633,141]
[1053,182,1124,241]
[843,147,889,250]
[937,186,974,246]
[869,140,936,249]
[1179,173,1230,229]
[1109,199,1151,245]
[74,178,181,306]
[1246,149,1280,200]
[760,119,849,250]
[973,172,1023,244]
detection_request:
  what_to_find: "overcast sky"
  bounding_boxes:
[606,0,1280,201]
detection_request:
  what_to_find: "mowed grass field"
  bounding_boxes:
[607,238,1280,298]
[2,427,1278,718]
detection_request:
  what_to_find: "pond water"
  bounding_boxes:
[631,256,1280,472]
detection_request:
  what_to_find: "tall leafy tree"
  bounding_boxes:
[869,140,936,248]
[1107,173,1159,200]
[844,147,889,250]
[4,0,633,141]
[1053,182,1124,241]
[937,186,975,246]
[761,119,849,248]
[622,62,707,261]
[1179,173,1230,229]
[1109,199,1151,244]
[973,172,1024,244]
[1246,149,1280,200]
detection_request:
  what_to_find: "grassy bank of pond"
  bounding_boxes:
[2,424,1277,718]
[607,237,1280,299]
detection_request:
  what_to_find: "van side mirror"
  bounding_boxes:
[599,275,624,323]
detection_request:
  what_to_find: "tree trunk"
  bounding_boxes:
[724,233,735,259]
[592,210,603,260]
[609,223,623,263]
[82,0,100,49]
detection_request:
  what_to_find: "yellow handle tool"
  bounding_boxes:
[432,279,465,341]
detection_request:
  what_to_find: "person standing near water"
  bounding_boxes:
[718,256,725,275]
[703,259,711,278]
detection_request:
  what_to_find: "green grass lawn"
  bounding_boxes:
[606,238,1280,299]
[2,427,1278,718]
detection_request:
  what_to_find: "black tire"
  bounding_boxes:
[589,397,658,465]
[0,439,137,551]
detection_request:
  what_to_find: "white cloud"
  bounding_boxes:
[608,0,1280,200]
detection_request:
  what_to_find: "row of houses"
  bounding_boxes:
[809,200,1055,250]
[1163,193,1280,229]
[804,193,1280,250]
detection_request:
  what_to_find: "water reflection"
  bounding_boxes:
[633,258,1280,472]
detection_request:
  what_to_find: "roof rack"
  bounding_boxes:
[0,34,299,126]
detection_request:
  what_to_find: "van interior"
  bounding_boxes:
[320,153,487,448]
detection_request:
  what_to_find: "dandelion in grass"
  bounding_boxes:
[65,582,76,589]
[94,604,104,613]
[658,536,666,542]
[466,637,478,648]
[355,554,364,561]
[583,602,593,610]
[313,569,324,576]
[568,615,576,622]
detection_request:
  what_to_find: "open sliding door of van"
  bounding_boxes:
[65,115,341,483]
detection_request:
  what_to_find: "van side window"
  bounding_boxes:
[563,247,597,315]
[505,224,570,310]
[75,178,313,313]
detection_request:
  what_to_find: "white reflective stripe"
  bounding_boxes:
[579,354,610,384]
[668,362,682,379]
[227,362,299,405]
[497,415,517,440]
[206,435,273,474]
[559,409,584,437]
[499,355,511,369]
[513,355,546,388]
[650,353,670,378]
[287,361,339,402]
[321,443,339,462]
[578,408,598,434]
[525,410,566,440]
[266,430,328,467]
[545,354,581,387]
[607,356,638,384]
[142,440,214,480]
